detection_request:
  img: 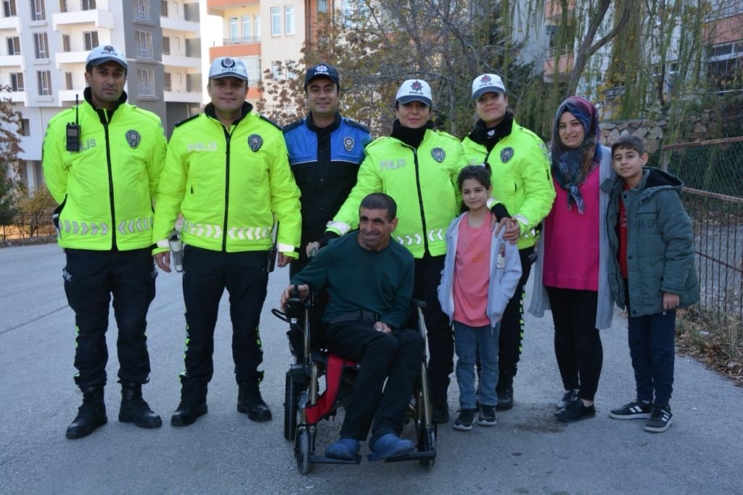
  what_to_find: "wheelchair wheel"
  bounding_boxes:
[284,371,300,441]
[296,427,312,475]
[418,425,436,469]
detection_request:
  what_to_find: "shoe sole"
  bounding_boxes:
[65,417,108,440]
[609,412,651,420]
[644,418,673,433]
[453,423,473,431]
[237,403,273,422]
[171,405,208,427]
[119,413,163,429]
[495,403,513,411]
[555,412,596,423]
[478,419,497,426]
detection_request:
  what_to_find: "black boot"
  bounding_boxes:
[66,386,107,440]
[237,381,272,422]
[119,382,162,428]
[496,373,514,411]
[171,401,208,427]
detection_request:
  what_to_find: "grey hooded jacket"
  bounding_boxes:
[601,167,699,316]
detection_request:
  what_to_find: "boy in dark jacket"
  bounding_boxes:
[601,136,699,433]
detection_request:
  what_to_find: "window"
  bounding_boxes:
[10,72,24,91]
[137,68,155,97]
[84,31,99,51]
[4,0,18,17]
[62,34,70,52]
[65,72,73,90]
[243,56,260,82]
[161,0,167,17]
[318,0,327,13]
[162,36,170,55]
[136,30,154,59]
[37,70,52,96]
[7,36,20,55]
[34,32,49,59]
[135,0,149,20]
[30,0,45,20]
[164,72,171,91]
[271,60,283,79]
[284,6,294,35]
[19,119,29,136]
[270,7,281,36]
[254,15,261,40]
[59,0,66,12]
[229,16,239,42]
[242,15,252,41]
[82,0,95,10]
[285,60,297,80]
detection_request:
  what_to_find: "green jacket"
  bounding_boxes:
[462,119,555,249]
[327,129,465,258]
[153,103,301,255]
[602,167,699,317]
[42,88,167,251]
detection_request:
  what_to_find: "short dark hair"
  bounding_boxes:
[360,193,397,221]
[611,135,646,156]
[457,164,492,190]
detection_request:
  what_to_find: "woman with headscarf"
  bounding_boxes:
[528,96,615,422]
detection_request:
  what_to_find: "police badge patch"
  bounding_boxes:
[248,134,263,152]
[500,147,515,163]
[343,136,354,152]
[125,130,141,149]
[431,148,446,163]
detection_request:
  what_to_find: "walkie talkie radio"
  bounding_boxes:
[66,95,81,152]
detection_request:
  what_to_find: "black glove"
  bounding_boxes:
[315,231,339,248]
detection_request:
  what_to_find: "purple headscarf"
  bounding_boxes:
[550,96,602,213]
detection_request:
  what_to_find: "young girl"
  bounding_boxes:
[438,166,522,430]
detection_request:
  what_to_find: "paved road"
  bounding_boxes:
[1,244,741,494]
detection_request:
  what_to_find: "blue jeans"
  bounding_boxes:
[627,310,676,407]
[454,321,500,409]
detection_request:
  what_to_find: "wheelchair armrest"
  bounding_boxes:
[411,299,427,309]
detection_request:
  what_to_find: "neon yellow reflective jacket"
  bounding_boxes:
[153,103,301,255]
[42,89,167,251]
[327,129,465,258]
[462,119,555,249]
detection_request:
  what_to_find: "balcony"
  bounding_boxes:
[210,43,260,59]
[164,91,202,103]
[0,15,21,32]
[8,91,27,105]
[58,90,85,104]
[543,45,574,83]
[161,16,200,34]
[0,54,24,69]
[162,54,201,70]
[55,51,89,68]
[52,9,115,30]
[544,0,576,22]
[207,0,259,14]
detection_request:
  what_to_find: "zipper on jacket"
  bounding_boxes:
[103,110,117,249]
[411,148,430,254]
[221,125,232,252]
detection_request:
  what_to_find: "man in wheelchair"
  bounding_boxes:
[280,193,424,461]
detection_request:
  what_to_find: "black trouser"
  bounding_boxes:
[325,320,423,442]
[497,246,534,387]
[413,254,452,400]
[546,287,603,401]
[179,246,268,404]
[63,247,156,388]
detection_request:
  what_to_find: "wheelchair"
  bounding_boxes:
[272,287,437,475]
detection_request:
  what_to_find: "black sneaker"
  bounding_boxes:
[478,405,497,426]
[554,397,596,422]
[556,389,578,410]
[609,399,652,420]
[453,409,476,431]
[495,385,513,411]
[644,405,673,433]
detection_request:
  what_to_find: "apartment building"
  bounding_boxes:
[0,0,204,193]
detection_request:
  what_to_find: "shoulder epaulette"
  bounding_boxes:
[432,129,462,144]
[130,105,164,126]
[48,106,77,126]
[364,136,392,150]
[282,119,305,133]
[174,113,201,128]
[342,118,370,133]
[259,114,282,131]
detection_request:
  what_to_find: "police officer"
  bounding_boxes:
[325,79,466,423]
[282,63,371,351]
[461,74,555,410]
[42,45,167,439]
[153,57,301,426]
